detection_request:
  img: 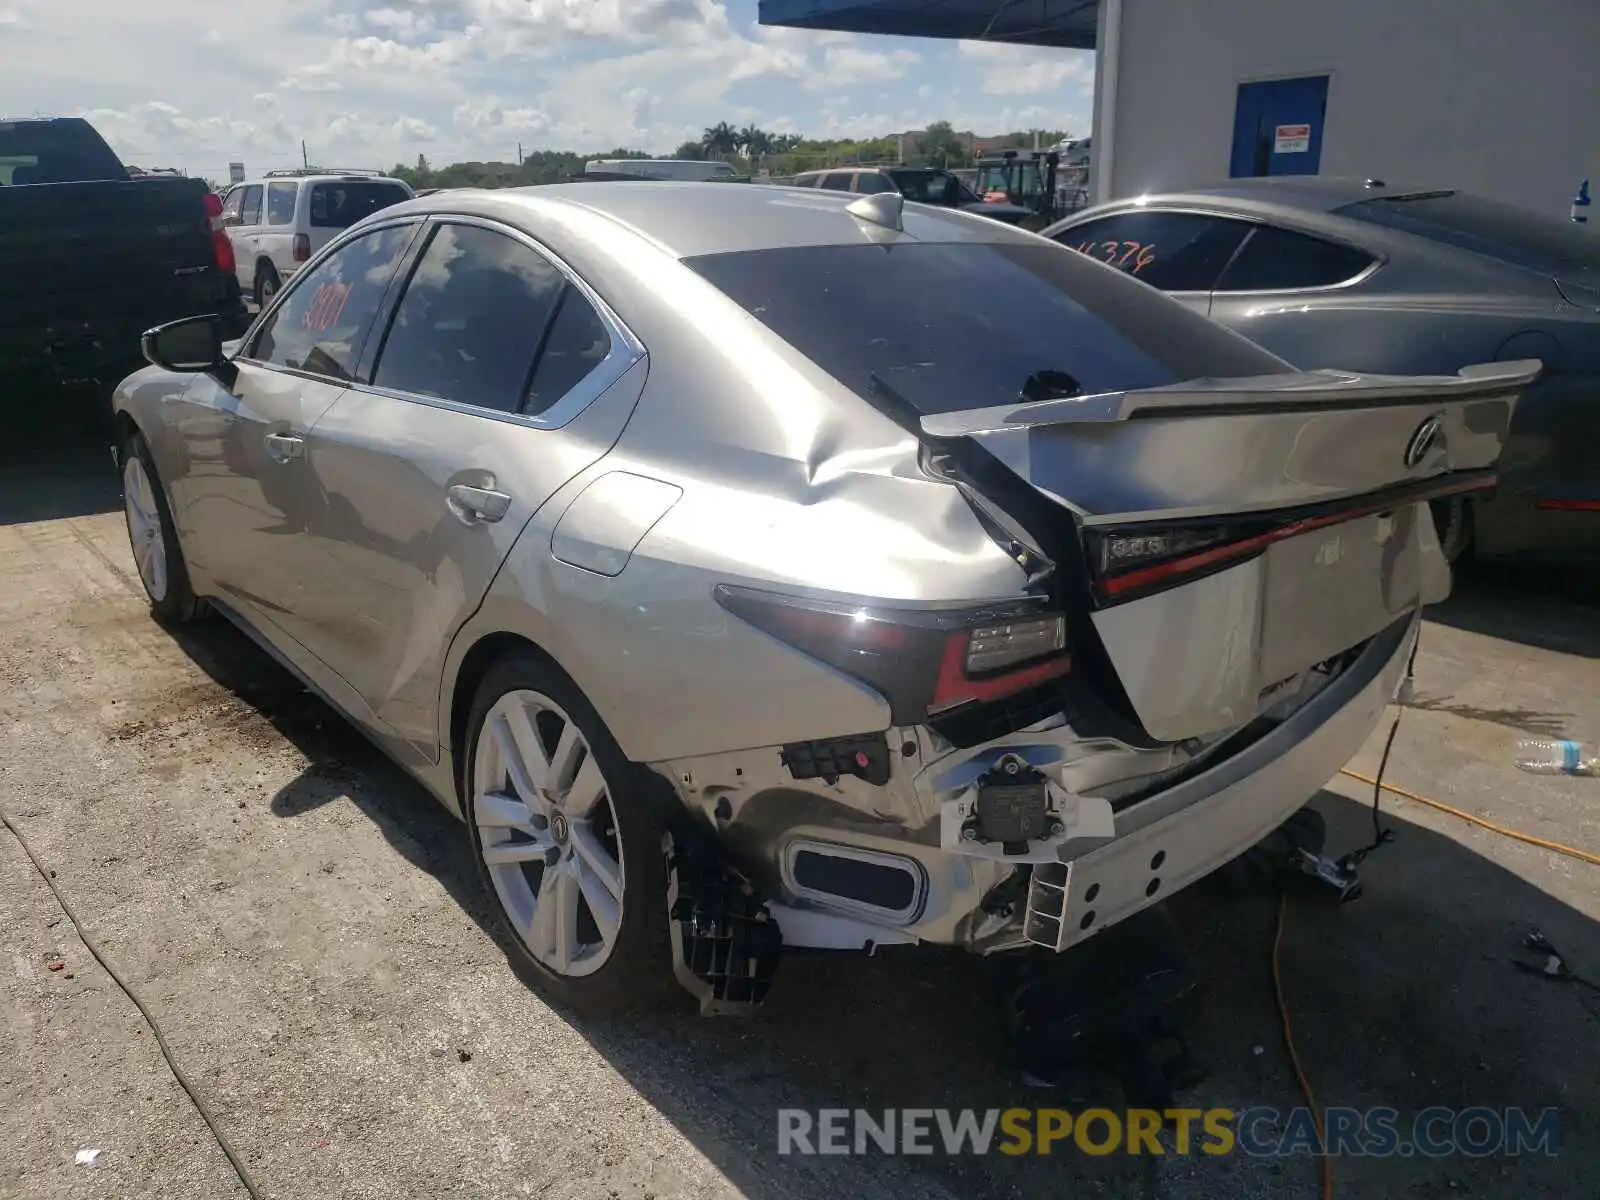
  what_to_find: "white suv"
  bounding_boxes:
[220,172,414,306]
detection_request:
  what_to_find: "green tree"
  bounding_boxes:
[916,121,969,168]
[674,139,707,160]
[701,121,738,157]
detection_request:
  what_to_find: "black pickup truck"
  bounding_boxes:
[1,116,247,433]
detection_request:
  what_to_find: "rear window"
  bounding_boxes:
[1338,191,1600,282]
[0,118,125,184]
[684,242,1283,417]
[308,181,411,228]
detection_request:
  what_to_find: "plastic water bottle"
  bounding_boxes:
[1572,179,1591,225]
[1515,738,1597,776]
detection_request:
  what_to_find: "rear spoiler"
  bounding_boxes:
[920,360,1544,437]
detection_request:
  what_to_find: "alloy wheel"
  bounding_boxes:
[472,689,626,978]
[122,454,168,602]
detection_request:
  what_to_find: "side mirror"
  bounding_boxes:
[141,314,235,384]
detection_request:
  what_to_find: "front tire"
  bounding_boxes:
[120,432,206,624]
[462,651,676,1015]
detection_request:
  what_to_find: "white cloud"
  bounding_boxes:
[0,0,1095,175]
[958,40,1095,96]
[806,44,919,90]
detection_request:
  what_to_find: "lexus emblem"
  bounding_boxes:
[1403,414,1444,468]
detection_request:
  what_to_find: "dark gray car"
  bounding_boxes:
[1042,179,1600,563]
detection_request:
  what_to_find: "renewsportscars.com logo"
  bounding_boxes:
[776,1107,1561,1158]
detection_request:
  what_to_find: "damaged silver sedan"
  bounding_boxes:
[113,181,1536,1016]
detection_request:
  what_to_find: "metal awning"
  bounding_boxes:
[757,0,1099,49]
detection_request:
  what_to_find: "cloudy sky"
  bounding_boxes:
[0,0,1094,179]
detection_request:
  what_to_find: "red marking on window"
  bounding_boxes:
[301,282,352,334]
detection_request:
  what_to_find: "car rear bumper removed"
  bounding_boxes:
[658,608,1417,955]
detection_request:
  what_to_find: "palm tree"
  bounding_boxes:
[701,121,738,158]
[739,125,770,159]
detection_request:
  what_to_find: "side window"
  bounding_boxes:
[238,185,263,226]
[220,187,244,227]
[524,289,613,416]
[266,182,298,226]
[1215,225,1376,291]
[820,173,853,192]
[854,173,892,194]
[250,224,416,381]
[372,223,566,413]
[1054,212,1252,292]
[791,174,818,189]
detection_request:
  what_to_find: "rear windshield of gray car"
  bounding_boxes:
[683,242,1283,416]
[1338,191,1600,281]
[308,181,411,228]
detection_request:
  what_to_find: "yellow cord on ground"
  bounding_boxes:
[1274,766,1599,1200]
[1272,894,1335,1200]
[1338,768,1600,867]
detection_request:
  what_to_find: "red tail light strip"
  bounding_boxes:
[201,192,236,274]
[1534,498,1600,512]
[931,632,1072,712]
[1100,473,1497,601]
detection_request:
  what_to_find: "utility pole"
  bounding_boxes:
[517,142,523,165]
[301,140,309,170]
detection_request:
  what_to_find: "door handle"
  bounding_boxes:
[264,432,304,462]
[446,483,512,525]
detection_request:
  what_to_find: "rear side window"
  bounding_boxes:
[685,242,1283,418]
[820,174,852,192]
[1338,190,1600,283]
[524,291,613,416]
[1054,211,1251,291]
[790,175,818,189]
[251,224,417,380]
[1216,225,1374,291]
[373,223,566,413]
[265,182,298,225]
[238,185,263,226]
[854,174,893,194]
[220,187,244,226]
[309,181,411,228]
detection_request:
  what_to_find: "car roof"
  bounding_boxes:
[1114,176,1446,215]
[246,174,408,186]
[399,180,1035,258]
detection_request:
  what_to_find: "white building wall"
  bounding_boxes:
[1107,0,1600,216]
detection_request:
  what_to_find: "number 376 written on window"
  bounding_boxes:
[1072,240,1157,276]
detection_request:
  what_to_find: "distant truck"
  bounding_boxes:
[0,116,246,431]
[583,158,744,182]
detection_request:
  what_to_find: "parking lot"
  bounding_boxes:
[2,443,1597,1200]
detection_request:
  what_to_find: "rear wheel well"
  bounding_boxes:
[449,632,560,793]
[447,630,679,819]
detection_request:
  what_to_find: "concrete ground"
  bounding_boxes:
[1,445,1597,1200]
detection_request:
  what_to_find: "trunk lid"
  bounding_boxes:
[923,360,1538,741]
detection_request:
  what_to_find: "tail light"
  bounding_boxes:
[1084,473,1500,605]
[713,584,1069,725]
[201,191,235,273]
[293,233,311,263]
